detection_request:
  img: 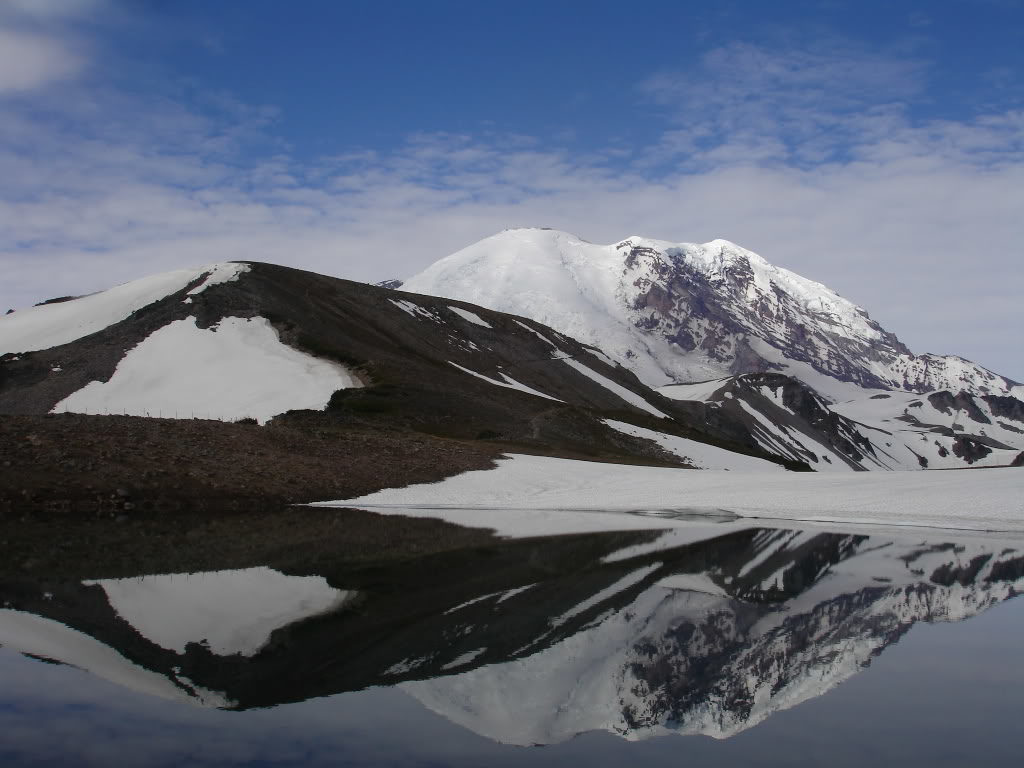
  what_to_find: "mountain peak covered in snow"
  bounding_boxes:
[403,229,1018,397]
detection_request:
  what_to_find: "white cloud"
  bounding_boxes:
[640,41,930,168]
[0,0,101,93]
[0,0,103,18]
[0,27,82,92]
[0,41,1021,382]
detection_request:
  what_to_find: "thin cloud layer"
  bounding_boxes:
[1,36,1021,381]
[641,41,929,167]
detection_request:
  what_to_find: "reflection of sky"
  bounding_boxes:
[1,599,1023,767]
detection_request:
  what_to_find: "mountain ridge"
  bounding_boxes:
[403,228,1020,397]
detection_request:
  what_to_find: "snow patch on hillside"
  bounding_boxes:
[448,361,562,402]
[602,419,784,471]
[448,306,492,328]
[53,316,361,423]
[185,262,250,296]
[562,358,668,418]
[0,263,250,355]
[658,379,731,403]
[389,298,440,321]
[513,319,558,348]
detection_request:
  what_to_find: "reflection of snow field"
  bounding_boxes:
[319,453,1024,534]
[0,610,233,707]
[85,567,354,656]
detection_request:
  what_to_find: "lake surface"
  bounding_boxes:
[1,514,1023,766]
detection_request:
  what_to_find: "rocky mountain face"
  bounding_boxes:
[3,522,1020,740]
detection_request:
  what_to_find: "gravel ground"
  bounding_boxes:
[0,413,501,516]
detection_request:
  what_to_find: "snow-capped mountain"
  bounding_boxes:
[402,228,1024,470]
[403,228,1020,397]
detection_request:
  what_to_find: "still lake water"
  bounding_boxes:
[1,514,1023,766]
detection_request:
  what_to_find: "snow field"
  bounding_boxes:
[0,262,249,355]
[603,419,784,471]
[323,453,1024,534]
[54,315,362,424]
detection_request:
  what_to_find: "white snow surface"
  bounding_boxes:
[404,229,680,386]
[513,319,558,348]
[448,361,562,402]
[324,453,1024,533]
[185,262,250,295]
[389,298,440,321]
[402,228,1018,397]
[83,567,353,657]
[657,379,731,403]
[561,357,668,418]
[603,419,784,471]
[447,306,492,328]
[53,316,361,424]
[0,263,249,355]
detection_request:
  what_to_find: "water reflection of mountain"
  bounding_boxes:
[1,522,1021,743]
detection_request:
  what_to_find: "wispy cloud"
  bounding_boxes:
[0,27,83,92]
[1,33,1021,379]
[640,41,929,168]
[0,0,102,93]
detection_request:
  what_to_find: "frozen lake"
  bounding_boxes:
[1,513,1023,766]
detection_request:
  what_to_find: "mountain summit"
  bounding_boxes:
[404,228,1019,398]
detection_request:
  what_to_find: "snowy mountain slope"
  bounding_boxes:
[403,228,1023,470]
[0,263,249,355]
[403,229,1019,397]
[659,373,1024,471]
[0,261,784,468]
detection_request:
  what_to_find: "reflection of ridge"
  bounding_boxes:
[0,524,1021,743]
[405,533,1024,743]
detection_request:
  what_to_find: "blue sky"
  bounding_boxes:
[1,0,1022,379]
